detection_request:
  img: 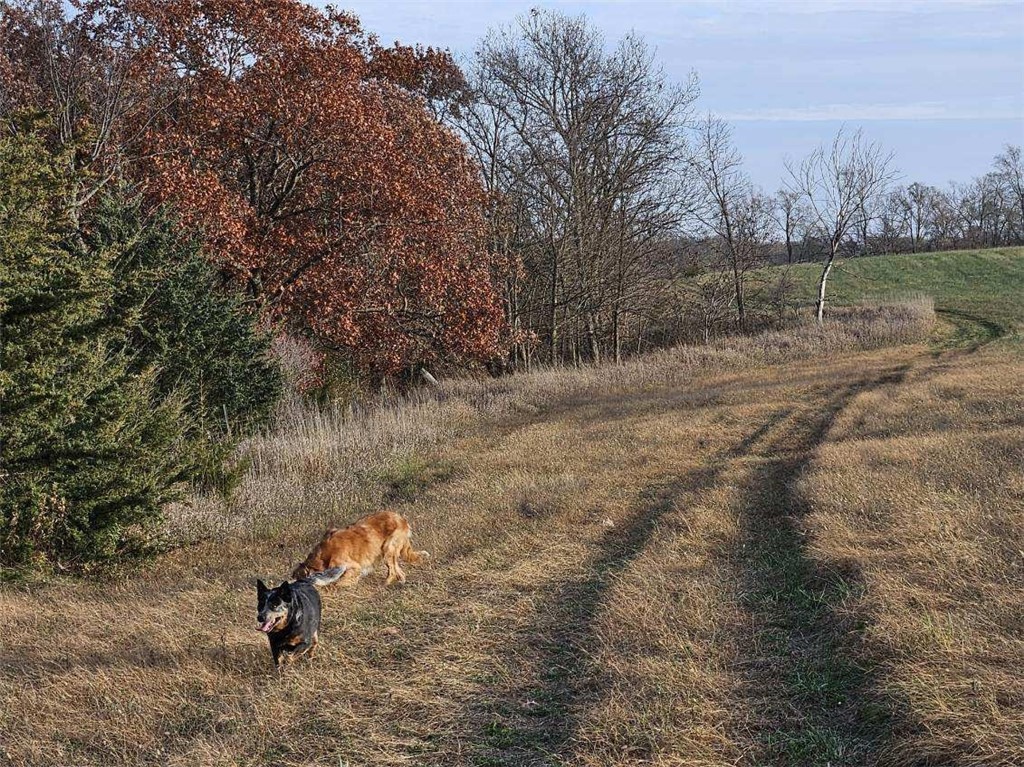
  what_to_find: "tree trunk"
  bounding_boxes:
[570,317,579,367]
[585,313,600,363]
[549,254,558,364]
[815,247,837,324]
[612,307,621,364]
[732,258,746,332]
[613,202,625,364]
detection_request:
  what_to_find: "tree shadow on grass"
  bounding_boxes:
[463,407,795,766]
[462,361,918,767]
[732,363,916,767]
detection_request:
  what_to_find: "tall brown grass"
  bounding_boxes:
[169,299,935,547]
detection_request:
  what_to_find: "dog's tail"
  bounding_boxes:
[304,566,347,588]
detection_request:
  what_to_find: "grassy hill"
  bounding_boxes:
[778,246,1024,346]
[1,249,1021,766]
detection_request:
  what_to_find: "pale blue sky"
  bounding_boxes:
[326,0,1024,191]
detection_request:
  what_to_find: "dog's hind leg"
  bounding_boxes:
[383,539,406,585]
[306,631,319,660]
[384,557,405,585]
[399,539,430,564]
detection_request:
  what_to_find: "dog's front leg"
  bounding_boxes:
[271,641,284,670]
[306,631,319,660]
[276,644,309,670]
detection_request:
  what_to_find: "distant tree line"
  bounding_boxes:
[870,150,1024,255]
[769,144,1024,264]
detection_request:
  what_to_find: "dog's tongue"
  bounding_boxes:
[257,619,275,632]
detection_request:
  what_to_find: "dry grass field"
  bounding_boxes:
[1,251,1022,767]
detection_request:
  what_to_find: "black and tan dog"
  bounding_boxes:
[255,567,344,668]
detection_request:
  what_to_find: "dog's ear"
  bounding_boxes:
[256,579,267,593]
[278,580,290,593]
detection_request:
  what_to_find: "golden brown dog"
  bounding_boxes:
[292,510,428,586]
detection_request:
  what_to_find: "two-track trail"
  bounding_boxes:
[403,350,923,767]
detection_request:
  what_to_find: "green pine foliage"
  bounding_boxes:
[0,124,190,568]
[0,121,283,570]
[86,194,283,471]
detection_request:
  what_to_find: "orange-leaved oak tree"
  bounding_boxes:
[134,0,507,375]
[2,0,508,377]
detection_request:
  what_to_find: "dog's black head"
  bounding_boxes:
[255,579,292,633]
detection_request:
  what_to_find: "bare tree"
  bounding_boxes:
[929,184,965,249]
[690,116,746,330]
[680,254,734,344]
[890,182,941,253]
[953,173,1016,248]
[786,128,896,323]
[0,0,181,217]
[461,9,698,365]
[994,144,1024,242]
[774,188,804,263]
[876,188,912,254]
[688,116,776,332]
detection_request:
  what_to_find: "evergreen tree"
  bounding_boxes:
[0,122,189,568]
[87,194,283,466]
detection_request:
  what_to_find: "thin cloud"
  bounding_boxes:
[746,0,1017,14]
[716,101,1024,122]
